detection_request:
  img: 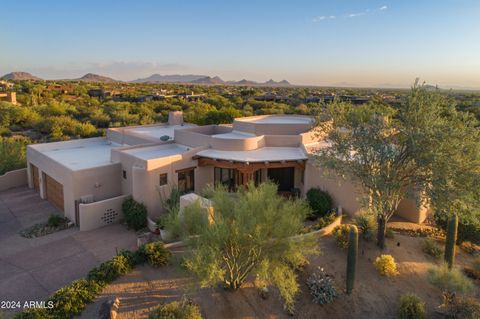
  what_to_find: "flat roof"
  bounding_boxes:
[121,143,191,161]
[40,139,121,170]
[124,124,195,140]
[211,131,255,139]
[236,115,313,124]
[196,147,307,163]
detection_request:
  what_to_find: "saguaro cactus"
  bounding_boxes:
[444,214,458,269]
[346,225,358,295]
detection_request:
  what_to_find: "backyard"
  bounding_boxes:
[78,233,479,319]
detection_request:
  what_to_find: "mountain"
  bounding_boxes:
[230,79,259,86]
[1,72,42,81]
[191,76,225,84]
[264,79,291,87]
[74,73,117,82]
[131,74,208,83]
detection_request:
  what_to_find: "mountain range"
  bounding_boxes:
[0,71,293,86]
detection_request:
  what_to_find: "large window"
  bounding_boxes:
[177,167,195,194]
[267,167,294,192]
[214,167,236,190]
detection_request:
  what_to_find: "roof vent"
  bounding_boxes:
[160,135,170,141]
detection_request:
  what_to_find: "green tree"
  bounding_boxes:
[315,82,480,249]
[179,182,318,312]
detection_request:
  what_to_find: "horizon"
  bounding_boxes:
[1,0,480,89]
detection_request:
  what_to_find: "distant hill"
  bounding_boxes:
[131,74,294,86]
[73,73,117,82]
[1,72,42,81]
[191,76,225,84]
[132,74,208,83]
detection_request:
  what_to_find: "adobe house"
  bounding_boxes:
[26,112,428,231]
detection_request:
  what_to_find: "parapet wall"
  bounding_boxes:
[0,168,27,192]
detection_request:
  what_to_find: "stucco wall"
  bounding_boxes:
[79,194,130,231]
[0,168,27,191]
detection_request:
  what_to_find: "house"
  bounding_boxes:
[26,112,428,231]
[0,91,17,104]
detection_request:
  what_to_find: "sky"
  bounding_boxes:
[1,0,479,89]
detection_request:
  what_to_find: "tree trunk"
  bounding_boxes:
[377,215,386,249]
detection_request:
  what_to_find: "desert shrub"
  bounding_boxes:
[301,211,337,234]
[306,188,333,219]
[122,198,147,231]
[373,255,399,277]
[87,255,132,284]
[0,136,29,175]
[398,294,426,319]
[307,267,337,305]
[445,297,480,319]
[354,212,376,241]
[48,279,102,318]
[421,238,443,259]
[385,227,395,239]
[427,265,474,294]
[138,241,171,267]
[14,309,52,319]
[434,211,480,245]
[332,224,350,249]
[148,299,202,319]
[47,214,64,227]
[473,256,480,272]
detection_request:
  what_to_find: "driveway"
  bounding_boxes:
[0,187,137,310]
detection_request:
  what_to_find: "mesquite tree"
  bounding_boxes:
[315,81,480,249]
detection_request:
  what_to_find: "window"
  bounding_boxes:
[177,167,195,194]
[159,173,168,186]
[267,167,294,192]
[214,167,236,190]
[122,170,127,179]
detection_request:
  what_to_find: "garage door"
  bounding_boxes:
[45,174,64,211]
[31,164,40,192]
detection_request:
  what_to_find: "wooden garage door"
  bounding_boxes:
[31,164,39,192]
[45,174,64,211]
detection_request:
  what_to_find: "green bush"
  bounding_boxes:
[446,297,480,319]
[148,300,202,319]
[385,228,395,239]
[354,212,376,241]
[48,279,102,318]
[306,188,333,219]
[0,136,29,175]
[332,224,350,249]
[427,265,474,294]
[138,241,171,267]
[87,255,133,284]
[373,255,399,277]
[47,214,64,228]
[421,238,443,259]
[398,294,426,319]
[434,211,480,245]
[301,211,337,234]
[307,267,337,305]
[122,198,147,231]
[14,309,52,319]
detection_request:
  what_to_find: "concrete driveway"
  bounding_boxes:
[0,187,137,309]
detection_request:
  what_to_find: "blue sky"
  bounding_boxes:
[1,0,479,88]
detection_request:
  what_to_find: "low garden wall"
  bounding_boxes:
[0,168,27,192]
[79,194,130,231]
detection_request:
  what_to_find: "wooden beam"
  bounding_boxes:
[197,157,305,170]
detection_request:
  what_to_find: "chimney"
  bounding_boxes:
[168,111,184,126]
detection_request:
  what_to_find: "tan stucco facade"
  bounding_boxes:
[26,113,429,230]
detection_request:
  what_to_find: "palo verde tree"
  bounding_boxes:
[315,81,480,249]
[179,182,318,313]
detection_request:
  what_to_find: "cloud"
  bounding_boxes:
[312,15,336,22]
[348,12,367,18]
[379,5,388,11]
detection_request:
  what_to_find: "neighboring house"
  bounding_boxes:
[0,91,17,104]
[26,112,428,231]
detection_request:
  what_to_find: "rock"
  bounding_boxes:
[260,287,269,300]
[99,297,120,319]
